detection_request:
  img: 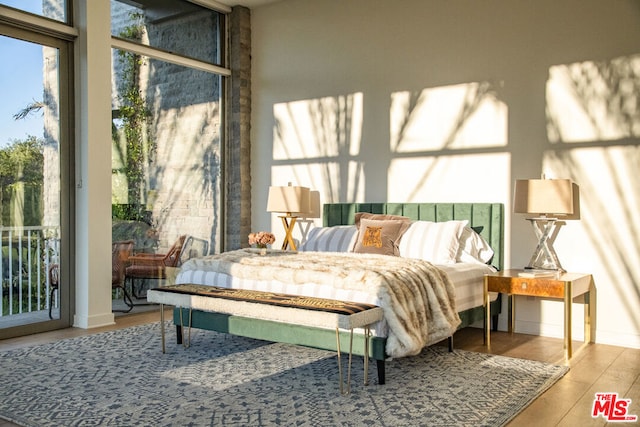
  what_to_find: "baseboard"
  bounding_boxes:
[515,321,584,341]
[514,320,640,350]
[73,312,115,329]
[592,330,640,350]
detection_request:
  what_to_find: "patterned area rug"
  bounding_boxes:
[0,323,567,426]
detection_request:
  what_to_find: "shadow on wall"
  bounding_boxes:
[268,52,640,344]
[271,81,509,205]
[545,53,640,336]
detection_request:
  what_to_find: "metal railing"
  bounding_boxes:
[0,226,60,318]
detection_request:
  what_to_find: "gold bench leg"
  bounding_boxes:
[336,328,344,394]
[335,327,354,395]
[347,328,353,394]
[179,307,193,349]
[160,304,166,353]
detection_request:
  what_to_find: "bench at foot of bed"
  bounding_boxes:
[147,284,384,394]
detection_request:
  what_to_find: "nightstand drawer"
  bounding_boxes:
[485,270,592,299]
[487,276,565,297]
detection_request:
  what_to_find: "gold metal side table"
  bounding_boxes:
[483,269,596,363]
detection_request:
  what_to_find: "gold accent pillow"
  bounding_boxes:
[353,213,411,256]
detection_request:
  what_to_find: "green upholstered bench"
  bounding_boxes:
[147,283,384,394]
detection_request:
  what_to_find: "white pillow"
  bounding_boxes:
[457,226,494,264]
[398,220,468,264]
[299,225,357,252]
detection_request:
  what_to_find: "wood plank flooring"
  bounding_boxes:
[1,311,638,426]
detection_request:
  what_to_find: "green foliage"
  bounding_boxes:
[112,203,151,223]
[112,12,155,208]
[0,136,44,186]
[1,282,48,315]
[0,136,44,226]
[1,241,50,314]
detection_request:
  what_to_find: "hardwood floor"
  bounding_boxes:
[448,328,640,426]
[1,311,638,426]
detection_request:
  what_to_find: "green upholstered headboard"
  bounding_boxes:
[322,202,504,270]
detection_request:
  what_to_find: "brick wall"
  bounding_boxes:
[226,6,252,251]
[110,3,250,254]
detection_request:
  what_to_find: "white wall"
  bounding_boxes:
[250,0,640,348]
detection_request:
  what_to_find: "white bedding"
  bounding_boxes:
[175,254,497,337]
[438,263,498,312]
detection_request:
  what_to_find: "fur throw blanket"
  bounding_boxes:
[180,249,461,358]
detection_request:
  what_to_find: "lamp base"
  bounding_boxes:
[279,215,298,251]
[525,218,566,272]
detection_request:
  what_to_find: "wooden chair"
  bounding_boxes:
[125,235,186,298]
[112,240,135,312]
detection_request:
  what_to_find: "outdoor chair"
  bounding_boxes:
[48,263,59,319]
[179,236,209,264]
[125,235,186,299]
[112,240,135,312]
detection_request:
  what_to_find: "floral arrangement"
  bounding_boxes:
[248,231,275,248]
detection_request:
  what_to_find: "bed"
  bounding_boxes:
[170,202,504,384]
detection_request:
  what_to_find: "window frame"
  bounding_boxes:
[0,9,76,337]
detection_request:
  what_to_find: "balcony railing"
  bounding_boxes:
[0,226,60,318]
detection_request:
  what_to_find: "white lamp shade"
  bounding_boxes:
[304,191,321,218]
[267,185,310,215]
[513,179,580,219]
[567,183,580,220]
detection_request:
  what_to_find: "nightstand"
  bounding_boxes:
[483,269,596,363]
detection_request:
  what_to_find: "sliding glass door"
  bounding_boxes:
[0,27,73,336]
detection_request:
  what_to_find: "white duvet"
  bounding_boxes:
[175,249,496,357]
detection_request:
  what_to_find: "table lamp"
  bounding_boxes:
[267,183,311,250]
[305,190,321,219]
[513,177,580,271]
[296,190,321,245]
